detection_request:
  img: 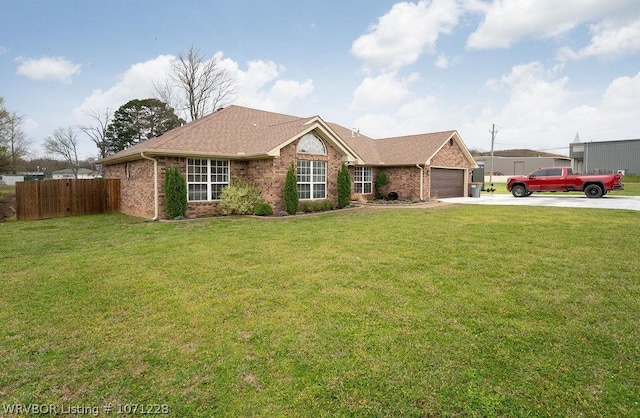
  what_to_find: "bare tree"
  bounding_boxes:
[0,98,31,173]
[79,108,112,159]
[44,127,80,178]
[155,45,237,121]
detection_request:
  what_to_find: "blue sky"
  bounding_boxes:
[2,0,639,159]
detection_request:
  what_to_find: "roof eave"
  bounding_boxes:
[99,149,274,165]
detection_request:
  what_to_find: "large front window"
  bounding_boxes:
[354,166,372,194]
[187,159,229,201]
[297,160,326,199]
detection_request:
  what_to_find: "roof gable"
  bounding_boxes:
[99,105,475,167]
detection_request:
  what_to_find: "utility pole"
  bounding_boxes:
[489,124,497,194]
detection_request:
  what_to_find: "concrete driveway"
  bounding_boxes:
[439,193,640,211]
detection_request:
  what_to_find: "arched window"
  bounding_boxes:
[297,133,327,155]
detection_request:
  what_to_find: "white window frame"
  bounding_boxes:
[187,158,229,201]
[297,160,326,200]
[297,133,327,155]
[354,166,372,194]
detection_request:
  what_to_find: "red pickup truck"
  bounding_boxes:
[506,167,624,198]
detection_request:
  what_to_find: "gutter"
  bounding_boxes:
[140,152,159,221]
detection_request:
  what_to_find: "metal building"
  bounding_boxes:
[475,155,571,176]
[570,138,640,175]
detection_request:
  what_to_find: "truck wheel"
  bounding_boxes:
[511,185,527,197]
[584,184,604,198]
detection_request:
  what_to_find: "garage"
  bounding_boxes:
[431,168,465,198]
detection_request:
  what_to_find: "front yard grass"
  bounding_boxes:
[1,206,639,416]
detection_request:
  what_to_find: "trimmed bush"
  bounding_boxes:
[219,177,262,215]
[284,162,299,214]
[164,166,187,219]
[254,201,273,216]
[337,163,351,208]
[298,200,337,213]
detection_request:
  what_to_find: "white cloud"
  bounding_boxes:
[600,72,640,115]
[351,0,461,70]
[466,0,635,49]
[22,118,40,136]
[15,56,81,83]
[73,53,314,126]
[350,71,419,112]
[557,17,640,61]
[230,59,314,112]
[350,62,640,153]
[435,53,450,69]
[466,64,640,150]
[73,55,174,122]
[487,62,572,120]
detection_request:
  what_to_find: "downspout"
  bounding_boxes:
[140,152,159,221]
[416,163,424,201]
[424,159,431,200]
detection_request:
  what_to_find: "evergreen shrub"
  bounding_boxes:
[337,163,351,208]
[284,162,299,214]
[298,200,337,213]
[164,166,187,219]
[375,170,388,200]
[254,201,273,216]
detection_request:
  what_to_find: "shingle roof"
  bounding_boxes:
[100,105,469,167]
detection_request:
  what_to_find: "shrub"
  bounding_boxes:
[254,201,273,216]
[375,170,388,200]
[284,162,299,214]
[337,163,351,208]
[298,200,337,213]
[219,177,262,215]
[164,166,187,219]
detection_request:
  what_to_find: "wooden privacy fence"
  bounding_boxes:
[16,179,120,221]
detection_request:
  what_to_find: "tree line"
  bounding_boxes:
[1,45,236,178]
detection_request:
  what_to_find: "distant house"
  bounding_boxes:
[475,149,571,176]
[51,168,100,179]
[0,172,45,185]
[99,105,477,219]
[570,138,640,175]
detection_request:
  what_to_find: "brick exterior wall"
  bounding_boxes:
[381,166,423,200]
[247,139,343,213]
[104,136,345,219]
[349,139,474,201]
[104,160,155,218]
[104,136,474,218]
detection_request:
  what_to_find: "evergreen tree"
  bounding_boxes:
[164,166,187,219]
[284,162,299,214]
[105,98,184,154]
[337,163,351,208]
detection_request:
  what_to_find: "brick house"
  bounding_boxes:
[100,105,476,219]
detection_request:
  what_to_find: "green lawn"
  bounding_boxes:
[0,184,15,198]
[1,207,639,416]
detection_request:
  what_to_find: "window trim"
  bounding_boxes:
[354,166,372,194]
[297,160,326,200]
[297,133,327,155]
[186,158,230,202]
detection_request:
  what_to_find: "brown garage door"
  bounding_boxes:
[431,168,465,198]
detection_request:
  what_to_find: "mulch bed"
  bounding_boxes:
[0,192,16,222]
